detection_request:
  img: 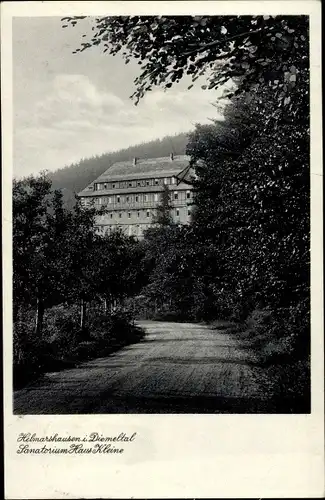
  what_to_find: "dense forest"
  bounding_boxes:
[13,15,310,410]
[49,132,189,209]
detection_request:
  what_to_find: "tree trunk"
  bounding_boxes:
[80,298,87,332]
[34,296,44,338]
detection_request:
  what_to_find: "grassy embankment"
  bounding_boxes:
[210,308,310,413]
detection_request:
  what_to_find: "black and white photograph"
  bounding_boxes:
[2,2,324,498]
[11,11,313,416]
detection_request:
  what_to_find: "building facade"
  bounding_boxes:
[78,154,195,238]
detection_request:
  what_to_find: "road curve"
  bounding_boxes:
[14,321,270,414]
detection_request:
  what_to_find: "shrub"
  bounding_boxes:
[245,304,310,411]
[43,305,80,356]
[13,319,49,389]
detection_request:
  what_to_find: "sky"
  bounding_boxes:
[13,17,225,177]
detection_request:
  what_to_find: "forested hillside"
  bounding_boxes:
[49,132,189,208]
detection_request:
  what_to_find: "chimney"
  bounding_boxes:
[170,153,174,161]
[133,157,137,166]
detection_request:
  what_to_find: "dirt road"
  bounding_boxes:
[14,321,271,414]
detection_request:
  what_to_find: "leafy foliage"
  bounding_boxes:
[152,183,174,227]
[62,15,308,109]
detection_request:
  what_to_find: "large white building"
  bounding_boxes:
[78,154,195,238]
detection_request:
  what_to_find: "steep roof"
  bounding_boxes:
[78,155,190,196]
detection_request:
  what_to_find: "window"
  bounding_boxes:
[128,212,131,219]
[128,182,132,187]
[146,211,150,218]
[154,193,158,202]
[135,195,139,202]
[110,213,113,219]
[137,182,141,187]
[188,209,191,216]
[171,177,176,185]
[112,184,116,189]
[164,177,168,185]
[146,180,150,186]
[117,196,120,203]
[144,194,148,202]
[174,191,178,200]
[119,213,122,219]
[126,196,130,202]
[186,191,191,199]
[176,209,180,217]
[137,212,140,218]
[154,179,159,185]
[104,183,107,190]
[108,197,112,204]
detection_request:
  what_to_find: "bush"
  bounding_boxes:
[13,319,49,388]
[247,302,310,365]
[243,304,310,411]
[43,305,80,356]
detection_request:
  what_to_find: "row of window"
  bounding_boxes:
[94,177,177,191]
[83,190,192,205]
[105,208,191,220]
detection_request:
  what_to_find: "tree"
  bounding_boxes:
[62,198,102,336]
[152,184,173,227]
[94,228,145,313]
[13,173,55,335]
[187,83,309,318]
[13,175,75,345]
[62,15,308,112]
